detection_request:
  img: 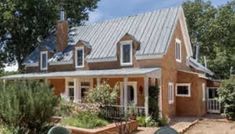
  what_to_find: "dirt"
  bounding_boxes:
[184,119,235,134]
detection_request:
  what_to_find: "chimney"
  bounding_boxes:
[204,56,207,68]
[56,7,68,52]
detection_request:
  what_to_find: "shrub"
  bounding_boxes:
[55,99,74,117]
[218,77,235,120]
[61,111,109,128]
[137,116,158,127]
[149,86,160,122]
[0,80,59,133]
[85,82,118,107]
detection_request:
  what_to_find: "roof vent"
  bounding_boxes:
[60,7,65,21]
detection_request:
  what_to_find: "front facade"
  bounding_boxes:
[2,7,220,117]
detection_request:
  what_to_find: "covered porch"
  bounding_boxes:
[1,68,162,116]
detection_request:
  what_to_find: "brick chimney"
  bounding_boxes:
[56,8,68,52]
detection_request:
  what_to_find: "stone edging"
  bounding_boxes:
[178,119,199,134]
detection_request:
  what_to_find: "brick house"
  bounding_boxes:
[1,7,220,117]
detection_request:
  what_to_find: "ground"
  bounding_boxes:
[134,115,235,134]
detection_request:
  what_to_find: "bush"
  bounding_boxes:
[137,116,158,127]
[149,86,160,122]
[0,80,59,133]
[85,82,118,107]
[61,111,109,128]
[218,77,235,120]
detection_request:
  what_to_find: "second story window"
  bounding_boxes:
[175,38,181,62]
[120,41,132,66]
[75,47,84,68]
[40,51,48,70]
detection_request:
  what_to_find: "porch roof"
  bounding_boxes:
[1,68,161,80]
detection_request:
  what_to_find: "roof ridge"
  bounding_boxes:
[72,6,181,29]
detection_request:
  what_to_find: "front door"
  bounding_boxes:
[120,82,137,106]
[207,87,220,113]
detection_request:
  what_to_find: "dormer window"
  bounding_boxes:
[120,41,133,66]
[175,38,182,62]
[40,51,48,70]
[75,47,84,68]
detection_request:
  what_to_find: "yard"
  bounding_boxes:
[185,118,235,134]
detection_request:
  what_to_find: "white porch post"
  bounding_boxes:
[124,77,128,113]
[73,78,79,103]
[77,79,81,103]
[144,76,149,116]
[158,78,162,117]
[97,78,101,87]
[64,78,69,101]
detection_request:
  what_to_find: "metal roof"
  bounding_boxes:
[24,6,182,64]
[1,68,161,80]
[188,57,214,76]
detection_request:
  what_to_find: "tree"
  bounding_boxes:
[0,0,99,71]
[183,0,235,79]
[218,77,235,120]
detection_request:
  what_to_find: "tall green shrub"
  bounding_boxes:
[0,80,59,133]
[148,85,159,122]
[218,77,235,120]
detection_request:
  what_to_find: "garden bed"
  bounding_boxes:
[64,120,138,134]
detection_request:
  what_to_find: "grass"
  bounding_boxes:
[61,111,109,129]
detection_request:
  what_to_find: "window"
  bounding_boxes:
[175,38,181,62]
[40,51,48,70]
[168,82,174,104]
[176,83,191,97]
[81,82,90,102]
[67,81,74,101]
[202,83,206,101]
[120,41,132,66]
[75,47,84,68]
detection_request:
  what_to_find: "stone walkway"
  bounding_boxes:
[134,116,198,134]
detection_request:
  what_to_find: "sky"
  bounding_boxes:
[4,0,231,72]
[88,0,231,23]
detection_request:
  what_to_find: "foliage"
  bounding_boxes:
[158,115,169,126]
[55,99,74,117]
[128,102,137,117]
[218,77,235,120]
[86,82,118,107]
[0,0,99,71]
[0,124,13,134]
[183,0,235,79]
[61,111,109,129]
[0,80,59,133]
[137,116,158,127]
[149,85,160,122]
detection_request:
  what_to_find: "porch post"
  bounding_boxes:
[74,78,80,103]
[77,79,81,102]
[64,78,69,101]
[124,77,128,114]
[158,78,162,117]
[97,78,101,87]
[144,76,149,116]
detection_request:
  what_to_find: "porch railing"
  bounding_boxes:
[101,105,145,119]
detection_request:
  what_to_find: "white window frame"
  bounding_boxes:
[120,82,137,105]
[75,47,84,68]
[175,38,182,63]
[40,51,48,70]
[176,83,191,97]
[202,83,206,101]
[120,40,133,66]
[66,79,75,101]
[168,82,174,104]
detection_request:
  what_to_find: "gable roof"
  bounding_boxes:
[24,6,191,64]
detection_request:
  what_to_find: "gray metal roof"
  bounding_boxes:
[24,6,182,64]
[188,57,214,76]
[1,68,160,80]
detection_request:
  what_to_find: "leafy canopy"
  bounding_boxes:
[183,0,235,79]
[0,0,99,71]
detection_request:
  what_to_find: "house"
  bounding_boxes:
[1,6,220,117]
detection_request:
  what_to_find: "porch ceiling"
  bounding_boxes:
[1,68,161,80]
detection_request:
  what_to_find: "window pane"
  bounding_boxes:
[68,81,74,86]
[177,86,189,95]
[77,49,83,66]
[69,88,74,100]
[122,44,131,63]
[81,82,90,87]
[175,43,180,60]
[127,86,134,103]
[42,53,47,69]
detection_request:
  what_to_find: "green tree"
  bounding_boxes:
[183,0,235,79]
[0,0,99,71]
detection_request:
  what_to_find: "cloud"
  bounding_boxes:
[88,10,103,23]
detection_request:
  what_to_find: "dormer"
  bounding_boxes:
[117,33,140,67]
[74,40,91,69]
